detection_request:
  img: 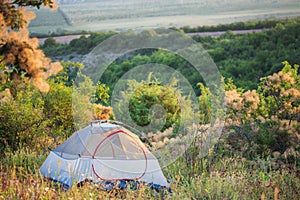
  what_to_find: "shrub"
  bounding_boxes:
[129,82,181,132]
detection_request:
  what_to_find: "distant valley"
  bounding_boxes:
[29,0,300,34]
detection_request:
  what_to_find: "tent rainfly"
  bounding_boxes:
[40,121,169,190]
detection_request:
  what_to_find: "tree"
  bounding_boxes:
[48,61,113,127]
[0,0,61,93]
[0,82,47,152]
[222,62,300,157]
[43,37,59,48]
[114,74,187,133]
[198,82,212,124]
[0,0,56,30]
[258,61,300,123]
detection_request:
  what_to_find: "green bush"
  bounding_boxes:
[129,82,181,132]
[0,84,46,152]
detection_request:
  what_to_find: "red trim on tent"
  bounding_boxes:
[91,129,148,181]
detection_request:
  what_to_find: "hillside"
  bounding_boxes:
[1,1,300,199]
[29,0,300,34]
[40,17,300,93]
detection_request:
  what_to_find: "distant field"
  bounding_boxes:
[29,0,300,34]
[28,7,72,34]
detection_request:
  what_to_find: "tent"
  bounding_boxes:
[40,121,169,190]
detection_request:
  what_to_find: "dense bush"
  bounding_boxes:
[114,76,195,134]
[129,82,181,132]
[0,61,113,153]
[254,62,300,157]
[198,62,300,159]
[0,83,46,152]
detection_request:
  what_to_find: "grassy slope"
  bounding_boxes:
[1,148,299,199]
[4,1,299,199]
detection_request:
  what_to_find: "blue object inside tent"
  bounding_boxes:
[49,178,171,193]
[101,180,172,193]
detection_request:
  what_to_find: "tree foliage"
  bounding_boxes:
[0,83,46,152]
[0,61,112,152]
[0,0,57,30]
[39,18,300,95]
[193,20,300,90]
[114,75,195,133]
[224,62,299,156]
[99,49,201,97]
[129,82,181,132]
[197,61,299,158]
[0,0,61,93]
[258,61,300,122]
[180,17,300,33]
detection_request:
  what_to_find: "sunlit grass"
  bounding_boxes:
[1,146,299,199]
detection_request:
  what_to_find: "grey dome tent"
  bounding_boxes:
[40,121,169,190]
